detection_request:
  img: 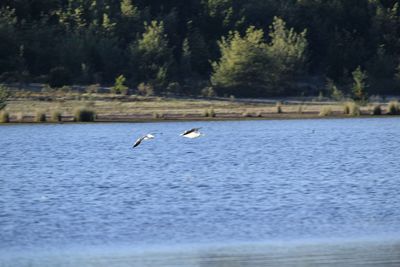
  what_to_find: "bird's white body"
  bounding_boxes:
[181,131,202,138]
[143,134,155,140]
[180,128,203,138]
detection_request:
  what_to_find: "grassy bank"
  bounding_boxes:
[1,91,398,123]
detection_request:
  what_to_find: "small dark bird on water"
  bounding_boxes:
[133,134,154,148]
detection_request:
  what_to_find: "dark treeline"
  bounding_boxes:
[1,0,400,97]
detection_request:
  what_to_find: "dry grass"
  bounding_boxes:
[0,112,9,123]
[319,106,333,117]
[3,91,392,122]
[35,111,47,122]
[387,101,399,115]
[343,102,361,116]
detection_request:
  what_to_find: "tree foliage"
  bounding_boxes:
[352,66,368,101]
[0,0,399,96]
[112,75,128,94]
[132,20,174,93]
[211,17,307,97]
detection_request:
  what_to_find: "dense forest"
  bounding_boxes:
[1,0,400,97]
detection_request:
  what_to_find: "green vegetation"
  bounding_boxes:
[1,1,400,97]
[112,75,128,95]
[352,66,368,102]
[327,79,344,101]
[211,18,307,97]
[74,108,96,122]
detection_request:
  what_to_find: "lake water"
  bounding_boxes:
[1,118,400,266]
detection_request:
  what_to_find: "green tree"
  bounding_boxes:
[212,17,307,97]
[118,0,141,43]
[0,7,18,77]
[180,38,192,81]
[211,26,272,96]
[133,20,174,93]
[112,74,128,94]
[267,17,308,91]
[187,24,211,76]
[352,66,368,101]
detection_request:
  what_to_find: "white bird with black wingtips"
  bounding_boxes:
[133,133,155,148]
[180,128,203,138]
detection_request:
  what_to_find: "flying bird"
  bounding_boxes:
[180,128,203,138]
[133,134,155,148]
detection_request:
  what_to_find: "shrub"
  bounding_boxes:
[152,112,164,119]
[112,75,128,95]
[60,85,72,93]
[137,83,154,96]
[51,111,62,122]
[327,80,344,101]
[0,112,10,123]
[203,109,216,117]
[242,111,252,117]
[372,105,382,115]
[48,66,71,88]
[297,105,303,114]
[41,84,54,93]
[352,66,368,101]
[343,102,360,116]
[86,84,100,94]
[201,87,216,98]
[319,106,332,116]
[387,101,400,115]
[74,108,96,122]
[35,111,47,122]
[343,103,350,115]
[276,102,282,113]
[166,82,181,95]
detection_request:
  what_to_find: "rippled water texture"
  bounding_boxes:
[1,118,400,266]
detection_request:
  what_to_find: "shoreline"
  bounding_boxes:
[1,92,399,124]
[0,113,398,125]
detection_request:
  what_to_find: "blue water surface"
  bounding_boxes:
[1,118,400,265]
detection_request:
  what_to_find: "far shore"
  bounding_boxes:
[1,90,399,123]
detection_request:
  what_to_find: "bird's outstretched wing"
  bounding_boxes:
[182,128,201,136]
[133,136,144,148]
